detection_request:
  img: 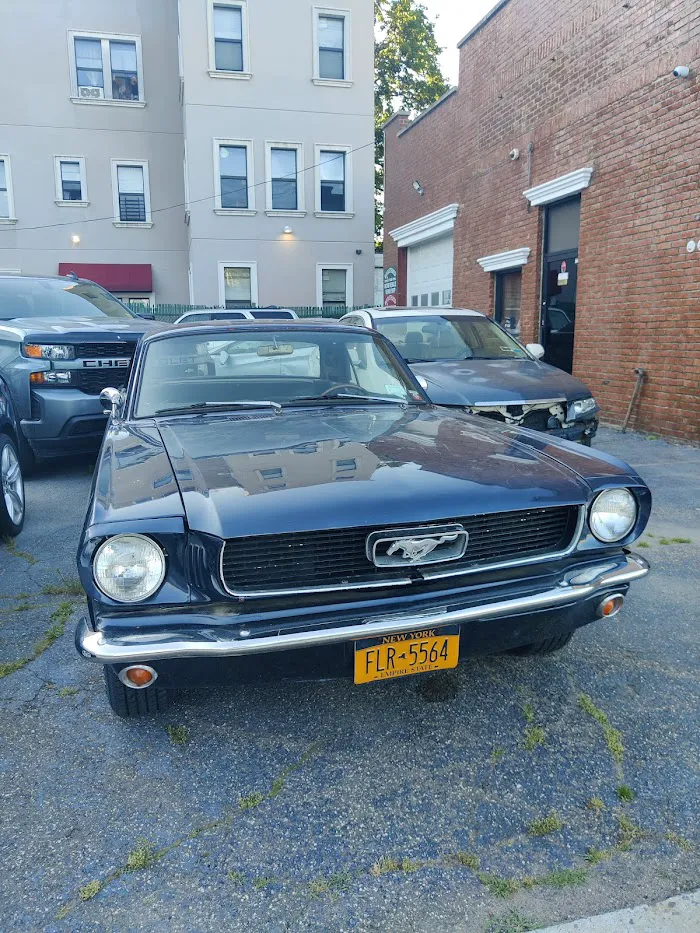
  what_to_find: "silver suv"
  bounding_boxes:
[0,274,156,465]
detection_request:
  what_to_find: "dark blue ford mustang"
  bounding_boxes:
[75,322,651,716]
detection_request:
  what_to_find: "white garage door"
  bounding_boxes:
[407,235,453,308]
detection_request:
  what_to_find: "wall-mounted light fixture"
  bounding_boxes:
[412,180,424,196]
[70,234,81,245]
[283,225,293,234]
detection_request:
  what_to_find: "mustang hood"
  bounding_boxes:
[410,358,593,406]
[155,407,596,539]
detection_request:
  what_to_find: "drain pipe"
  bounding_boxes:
[621,368,646,432]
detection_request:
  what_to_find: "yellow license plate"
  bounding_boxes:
[354,625,460,684]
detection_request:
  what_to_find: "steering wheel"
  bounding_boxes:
[321,383,367,398]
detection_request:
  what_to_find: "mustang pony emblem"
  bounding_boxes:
[386,533,461,563]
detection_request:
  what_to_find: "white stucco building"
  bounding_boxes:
[0,0,375,308]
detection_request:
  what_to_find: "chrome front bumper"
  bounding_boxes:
[76,554,650,665]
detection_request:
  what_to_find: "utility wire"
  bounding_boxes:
[1,142,376,235]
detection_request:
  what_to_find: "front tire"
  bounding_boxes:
[508,631,574,656]
[0,433,25,537]
[103,667,170,717]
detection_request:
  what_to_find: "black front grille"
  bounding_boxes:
[221,506,580,594]
[75,368,130,395]
[74,342,136,359]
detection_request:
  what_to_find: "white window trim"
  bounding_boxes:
[53,156,89,206]
[0,155,17,224]
[68,30,146,106]
[523,167,593,206]
[207,0,252,80]
[389,203,459,248]
[213,138,256,215]
[264,141,306,215]
[218,261,258,308]
[316,263,353,308]
[477,247,530,273]
[314,144,353,217]
[110,159,153,227]
[312,6,352,87]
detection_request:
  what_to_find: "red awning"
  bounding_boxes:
[58,263,152,293]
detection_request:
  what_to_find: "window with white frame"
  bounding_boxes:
[219,262,258,308]
[111,161,151,225]
[313,7,351,84]
[54,157,87,204]
[317,264,353,308]
[209,1,250,77]
[318,149,347,213]
[215,141,254,212]
[70,33,144,103]
[265,143,303,213]
[0,157,15,221]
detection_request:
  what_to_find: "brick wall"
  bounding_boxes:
[383,0,700,441]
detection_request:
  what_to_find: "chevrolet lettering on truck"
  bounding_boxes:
[75,321,651,717]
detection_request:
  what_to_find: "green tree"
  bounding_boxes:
[375,0,449,245]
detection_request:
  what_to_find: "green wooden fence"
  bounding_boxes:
[149,304,370,323]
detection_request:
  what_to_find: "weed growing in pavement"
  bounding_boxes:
[664,832,693,852]
[13,601,35,612]
[586,797,606,813]
[1,537,38,564]
[0,603,75,679]
[126,839,163,871]
[58,686,80,698]
[521,701,546,750]
[615,812,646,850]
[252,876,275,890]
[239,791,265,810]
[166,725,190,745]
[41,576,83,596]
[584,847,614,865]
[370,856,422,876]
[227,870,246,886]
[450,852,480,869]
[477,873,522,898]
[616,784,635,802]
[578,694,624,773]
[636,541,651,548]
[483,909,540,933]
[308,871,352,896]
[526,812,563,836]
[490,745,506,765]
[78,880,102,901]
[477,866,587,899]
[540,868,588,888]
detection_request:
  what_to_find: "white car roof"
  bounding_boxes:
[358,307,485,320]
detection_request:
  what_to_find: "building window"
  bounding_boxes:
[494,270,522,337]
[442,289,452,306]
[270,148,297,211]
[214,140,254,213]
[218,262,258,308]
[0,156,15,221]
[318,149,347,214]
[54,157,87,204]
[317,264,353,308]
[410,295,419,307]
[111,161,151,226]
[70,33,144,103]
[208,1,250,78]
[313,7,351,85]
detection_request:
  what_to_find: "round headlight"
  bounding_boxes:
[589,488,637,543]
[93,534,166,602]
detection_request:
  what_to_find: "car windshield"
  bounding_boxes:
[0,278,134,320]
[375,314,529,362]
[135,328,422,417]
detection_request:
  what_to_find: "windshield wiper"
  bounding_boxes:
[289,394,407,405]
[154,400,282,415]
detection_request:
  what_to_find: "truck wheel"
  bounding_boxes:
[508,631,574,656]
[103,667,170,717]
[0,433,25,536]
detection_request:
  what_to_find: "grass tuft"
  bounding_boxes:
[585,847,613,865]
[2,536,38,564]
[166,725,190,746]
[78,880,102,901]
[615,812,646,850]
[252,876,275,890]
[586,797,605,813]
[125,839,162,872]
[371,856,419,877]
[58,686,80,698]
[523,726,546,751]
[526,812,563,836]
[540,867,587,888]
[478,872,521,898]
[664,832,693,853]
[578,694,624,768]
[239,791,265,811]
[616,784,635,803]
[41,576,83,596]
[490,745,506,765]
[0,603,74,679]
[451,851,480,870]
[636,541,651,548]
[227,870,245,886]
[483,909,540,933]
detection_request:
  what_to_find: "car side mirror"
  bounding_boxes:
[100,387,122,415]
[526,343,545,360]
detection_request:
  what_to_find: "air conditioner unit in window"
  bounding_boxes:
[79,86,105,100]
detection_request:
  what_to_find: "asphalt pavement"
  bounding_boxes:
[0,428,698,932]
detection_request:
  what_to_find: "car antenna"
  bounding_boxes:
[65,271,79,281]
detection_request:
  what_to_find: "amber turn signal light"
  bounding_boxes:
[118,665,158,689]
[597,594,624,618]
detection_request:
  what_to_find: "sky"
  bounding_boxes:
[420,0,499,86]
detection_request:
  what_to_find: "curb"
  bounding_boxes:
[537,891,700,932]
